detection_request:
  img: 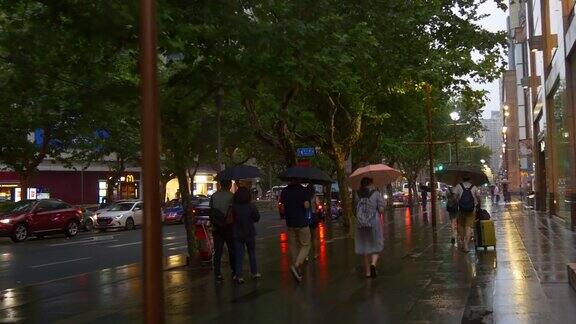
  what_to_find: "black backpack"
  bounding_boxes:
[458,183,476,213]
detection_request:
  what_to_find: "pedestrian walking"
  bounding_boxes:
[420,183,429,210]
[280,179,311,282]
[306,184,321,260]
[209,180,235,282]
[446,186,459,245]
[354,177,385,278]
[454,176,481,253]
[231,187,261,284]
[494,185,500,204]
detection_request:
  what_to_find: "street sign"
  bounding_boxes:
[296,147,316,158]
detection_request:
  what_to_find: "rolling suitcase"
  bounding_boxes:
[475,219,496,251]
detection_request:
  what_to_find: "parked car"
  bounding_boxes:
[0,199,82,242]
[392,191,409,207]
[80,207,97,231]
[162,203,184,224]
[96,201,143,231]
[192,200,211,221]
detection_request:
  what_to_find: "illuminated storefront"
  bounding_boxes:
[165,173,217,201]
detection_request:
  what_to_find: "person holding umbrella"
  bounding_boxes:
[280,179,311,282]
[454,176,482,252]
[354,177,385,278]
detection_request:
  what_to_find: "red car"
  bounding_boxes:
[0,199,82,242]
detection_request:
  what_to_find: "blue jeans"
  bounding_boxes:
[234,236,257,278]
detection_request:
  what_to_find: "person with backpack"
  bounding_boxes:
[445,187,459,245]
[454,176,482,252]
[230,187,261,284]
[354,177,385,278]
[209,180,235,282]
[280,179,311,282]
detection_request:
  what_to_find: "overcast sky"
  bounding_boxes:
[474,1,508,119]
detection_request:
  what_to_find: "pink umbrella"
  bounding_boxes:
[348,164,402,190]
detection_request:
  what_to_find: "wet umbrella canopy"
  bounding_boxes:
[435,165,489,186]
[348,164,402,190]
[278,166,332,184]
[216,165,262,181]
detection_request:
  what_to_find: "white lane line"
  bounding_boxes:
[163,242,181,247]
[266,225,283,229]
[48,235,116,247]
[31,257,91,268]
[108,242,142,248]
[168,245,187,251]
[82,240,119,246]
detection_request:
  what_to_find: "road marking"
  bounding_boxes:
[164,242,181,247]
[82,240,119,246]
[108,242,142,248]
[168,245,187,251]
[48,235,116,247]
[266,225,283,229]
[31,257,91,268]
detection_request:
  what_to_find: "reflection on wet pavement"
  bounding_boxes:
[0,201,575,323]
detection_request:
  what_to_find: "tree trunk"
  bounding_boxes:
[407,177,415,207]
[19,172,30,201]
[176,168,196,263]
[335,155,353,235]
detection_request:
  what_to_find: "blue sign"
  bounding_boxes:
[297,147,316,158]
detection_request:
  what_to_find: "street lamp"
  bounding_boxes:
[450,111,460,121]
[503,104,509,111]
[480,159,486,164]
[450,111,461,164]
[466,137,474,143]
[502,126,508,133]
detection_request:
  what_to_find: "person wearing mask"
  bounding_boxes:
[209,180,235,282]
[280,179,311,282]
[354,177,385,278]
[454,176,481,253]
[231,187,261,284]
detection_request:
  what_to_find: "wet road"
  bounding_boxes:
[1,202,576,323]
[0,211,281,290]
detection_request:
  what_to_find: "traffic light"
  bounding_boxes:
[434,164,444,172]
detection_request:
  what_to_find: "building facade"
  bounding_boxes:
[480,111,504,180]
[501,0,576,229]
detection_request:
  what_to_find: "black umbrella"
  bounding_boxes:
[216,165,262,181]
[435,165,489,186]
[279,166,332,184]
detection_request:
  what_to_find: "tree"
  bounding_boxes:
[0,0,138,200]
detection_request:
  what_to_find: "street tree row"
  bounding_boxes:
[0,1,506,238]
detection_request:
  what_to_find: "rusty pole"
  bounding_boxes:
[139,0,164,322]
[425,84,437,227]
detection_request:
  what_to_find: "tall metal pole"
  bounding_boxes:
[425,84,437,227]
[453,120,459,164]
[139,0,164,323]
[215,94,223,171]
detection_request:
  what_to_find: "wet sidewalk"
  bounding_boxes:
[1,202,576,323]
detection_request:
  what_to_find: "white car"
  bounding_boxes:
[96,201,143,231]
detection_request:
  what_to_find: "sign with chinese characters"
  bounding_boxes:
[296,147,316,158]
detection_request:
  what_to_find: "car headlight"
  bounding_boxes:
[0,219,11,224]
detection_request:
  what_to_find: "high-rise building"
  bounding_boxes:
[480,111,503,178]
[500,0,576,229]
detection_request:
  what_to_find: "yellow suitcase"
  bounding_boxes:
[475,220,496,250]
